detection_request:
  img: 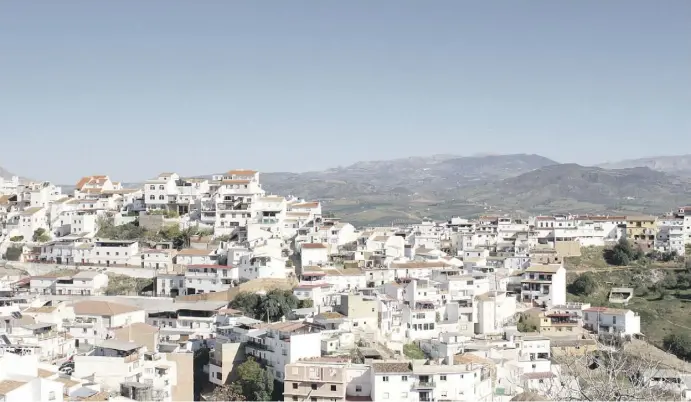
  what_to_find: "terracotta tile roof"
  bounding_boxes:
[315,312,345,320]
[291,202,320,209]
[73,300,142,316]
[24,306,57,313]
[37,368,55,378]
[302,243,327,249]
[75,175,107,190]
[0,380,26,395]
[220,179,250,185]
[76,391,110,401]
[226,169,257,176]
[177,249,213,256]
[20,206,44,215]
[372,362,412,373]
[525,264,562,273]
[54,376,80,389]
[390,261,451,269]
[454,353,495,366]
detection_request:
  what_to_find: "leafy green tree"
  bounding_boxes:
[234,358,274,401]
[568,273,599,296]
[9,235,24,242]
[5,246,23,261]
[403,343,426,359]
[517,314,538,332]
[663,332,691,360]
[229,291,299,322]
[298,299,314,308]
[32,228,50,242]
[208,384,245,401]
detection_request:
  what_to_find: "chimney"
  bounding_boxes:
[446,348,455,366]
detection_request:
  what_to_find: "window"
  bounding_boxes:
[311,398,317,402]
[48,391,56,401]
[382,376,389,382]
[440,375,447,381]
[401,375,408,382]
[149,185,155,190]
[356,385,362,392]
[292,398,298,402]
[159,195,164,200]
[331,385,337,391]
[150,195,155,200]
[216,372,221,380]
[311,384,317,390]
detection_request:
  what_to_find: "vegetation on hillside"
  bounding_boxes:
[32,228,51,243]
[567,273,598,296]
[566,264,691,362]
[402,343,426,359]
[228,289,299,322]
[208,358,274,401]
[604,239,644,266]
[517,313,539,332]
[104,274,153,296]
[95,216,213,250]
[4,246,23,261]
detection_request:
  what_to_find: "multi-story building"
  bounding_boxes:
[582,307,641,337]
[146,302,225,341]
[184,264,235,294]
[31,271,109,296]
[655,216,685,255]
[371,358,493,402]
[520,264,566,307]
[625,215,657,251]
[283,360,371,402]
[214,170,265,235]
[241,321,322,381]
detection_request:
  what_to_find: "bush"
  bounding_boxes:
[9,235,24,242]
[663,332,691,360]
[32,228,50,243]
[604,238,643,266]
[403,343,426,359]
[4,246,23,261]
[568,273,599,296]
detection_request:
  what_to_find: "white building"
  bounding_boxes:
[0,352,65,402]
[370,358,493,402]
[184,264,235,295]
[239,321,322,381]
[655,217,685,255]
[583,307,641,336]
[31,271,109,296]
[520,265,566,307]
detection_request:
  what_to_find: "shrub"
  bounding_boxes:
[568,273,599,296]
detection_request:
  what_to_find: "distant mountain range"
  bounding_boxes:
[597,155,691,177]
[5,153,691,225]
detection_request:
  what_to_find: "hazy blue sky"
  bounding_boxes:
[1,1,690,183]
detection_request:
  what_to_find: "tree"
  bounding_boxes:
[208,384,245,401]
[233,358,274,401]
[663,332,691,361]
[32,228,50,243]
[9,235,24,242]
[518,340,683,401]
[229,291,299,322]
[298,299,314,308]
[4,246,23,261]
[517,313,538,332]
[568,273,598,296]
[193,346,210,400]
[403,343,426,359]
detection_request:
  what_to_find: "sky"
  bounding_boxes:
[1,1,690,183]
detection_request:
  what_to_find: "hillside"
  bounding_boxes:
[598,155,691,177]
[456,164,691,214]
[0,165,17,179]
[260,153,558,199]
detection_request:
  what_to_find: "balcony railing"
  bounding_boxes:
[414,381,435,389]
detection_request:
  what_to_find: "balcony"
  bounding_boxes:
[413,381,435,389]
[210,358,222,367]
[124,353,140,363]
